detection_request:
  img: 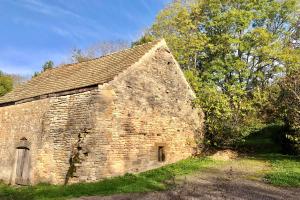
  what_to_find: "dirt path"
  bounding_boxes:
[76,158,300,200]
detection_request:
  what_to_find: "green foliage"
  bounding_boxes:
[277,69,300,154]
[0,157,218,200]
[148,0,300,146]
[42,61,54,72]
[237,123,285,153]
[279,70,300,130]
[132,34,155,47]
[32,72,40,78]
[0,71,13,97]
[33,60,54,78]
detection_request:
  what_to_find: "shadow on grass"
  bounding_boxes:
[237,124,284,154]
[247,154,300,187]
[0,157,217,200]
[236,124,300,187]
[264,154,300,187]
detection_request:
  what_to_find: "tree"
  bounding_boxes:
[147,0,300,146]
[132,34,155,47]
[42,60,54,71]
[9,74,29,87]
[277,69,300,154]
[33,60,54,77]
[71,49,91,63]
[280,70,300,129]
[71,40,130,63]
[89,40,129,56]
[0,71,13,97]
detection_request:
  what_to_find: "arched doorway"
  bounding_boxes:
[15,137,30,185]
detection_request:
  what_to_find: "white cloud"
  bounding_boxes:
[22,0,82,19]
[10,0,110,41]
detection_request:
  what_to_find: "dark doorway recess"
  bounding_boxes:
[158,146,166,162]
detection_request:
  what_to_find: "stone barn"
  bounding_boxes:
[0,39,204,185]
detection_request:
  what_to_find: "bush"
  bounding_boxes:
[0,71,13,97]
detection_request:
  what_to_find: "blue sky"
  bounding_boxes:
[0,0,170,75]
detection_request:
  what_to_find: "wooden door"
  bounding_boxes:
[15,148,30,185]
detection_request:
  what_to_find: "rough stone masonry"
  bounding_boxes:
[0,40,204,185]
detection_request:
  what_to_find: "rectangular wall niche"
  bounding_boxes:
[158,146,166,162]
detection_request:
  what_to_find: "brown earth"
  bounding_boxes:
[75,157,300,200]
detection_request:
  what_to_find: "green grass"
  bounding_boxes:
[0,157,219,200]
[260,154,300,187]
[239,124,300,187]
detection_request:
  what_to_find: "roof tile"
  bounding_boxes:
[0,40,160,104]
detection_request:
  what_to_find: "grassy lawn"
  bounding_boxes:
[239,124,300,187]
[261,154,300,187]
[0,157,219,200]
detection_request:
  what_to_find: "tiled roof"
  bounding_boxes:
[0,40,161,104]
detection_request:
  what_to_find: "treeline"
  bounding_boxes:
[135,0,299,153]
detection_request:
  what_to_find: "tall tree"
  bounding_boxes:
[9,74,29,87]
[0,71,13,97]
[146,0,300,145]
[71,49,90,63]
[131,35,155,47]
[88,40,129,56]
[71,40,130,63]
[42,60,54,71]
[277,69,300,154]
[33,60,54,77]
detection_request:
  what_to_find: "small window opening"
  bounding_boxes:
[158,146,165,162]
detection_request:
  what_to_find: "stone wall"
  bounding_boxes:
[65,45,204,183]
[0,43,204,185]
[0,89,100,184]
[45,89,100,184]
[0,98,51,184]
[101,46,204,176]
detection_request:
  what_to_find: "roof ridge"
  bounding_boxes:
[43,39,162,74]
[86,40,160,63]
[26,40,162,86]
[0,39,164,105]
[86,39,162,63]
